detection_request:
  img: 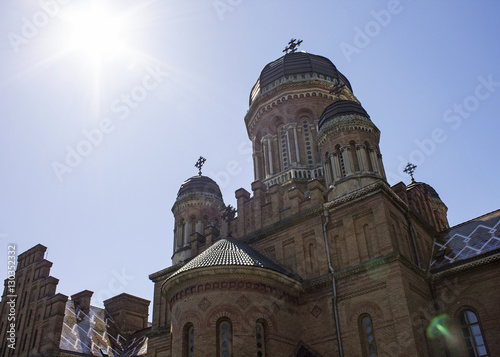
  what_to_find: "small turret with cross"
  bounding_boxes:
[283,38,303,54]
[403,162,417,183]
[195,156,206,176]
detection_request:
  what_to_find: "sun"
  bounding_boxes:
[62,1,129,64]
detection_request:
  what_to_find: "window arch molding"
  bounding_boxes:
[255,319,267,357]
[358,313,377,357]
[216,317,233,357]
[182,322,195,357]
[457,307,489,356]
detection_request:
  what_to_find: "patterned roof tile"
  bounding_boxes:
[167,237,300,281]
[431,209,500,270]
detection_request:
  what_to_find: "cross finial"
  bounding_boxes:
[403,162,417,183]
[195,156,206,176]
[221,204,236,237]
[283,38,303,54]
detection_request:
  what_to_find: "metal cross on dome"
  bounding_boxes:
[283,38,303,54]
[195,156,206,176]
[403,162,417,183]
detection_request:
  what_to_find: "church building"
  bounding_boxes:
[2,43,499,357]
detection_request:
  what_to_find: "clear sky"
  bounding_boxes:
[1,0,499,317]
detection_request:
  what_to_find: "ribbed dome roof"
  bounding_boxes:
[177,175,223,199]
[250,52,352,105]
[318,100,370,129]
[407,181,442,201]
[167,237,299,281]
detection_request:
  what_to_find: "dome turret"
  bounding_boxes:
[171,174,225,265]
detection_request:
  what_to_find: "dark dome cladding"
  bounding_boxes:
[250,52,352,105]
[318,100,370,129]
[407,181,442,201]
[177,175,223,199]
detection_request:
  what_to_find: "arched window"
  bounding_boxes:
[459,310,488,356]
[217,318,233,357]
[359,314,377,357]
[183,323,194,357]
[364,141,374,172]
[302,118,314,167]
[256,320,266,356]
[350,141,360,172]
[278,125,289,171]
[336,145,345,177]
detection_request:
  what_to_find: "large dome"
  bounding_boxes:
[176,175,223,199]
[250,51,352,105]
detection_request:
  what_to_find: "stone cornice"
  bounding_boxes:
[162,266,303,307]
[172,192,225,213]
[145,325,171,338]
[323,181,406,213]
[301,274,332,293]
[246,81,359,134]
[338,281,387,302]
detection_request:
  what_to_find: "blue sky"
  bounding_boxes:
[1,0,499,316]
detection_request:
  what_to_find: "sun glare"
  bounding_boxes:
[63,2,129,63]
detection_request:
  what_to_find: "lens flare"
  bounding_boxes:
[427,314,450,339]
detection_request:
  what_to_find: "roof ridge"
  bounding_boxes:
[443,208,500,232]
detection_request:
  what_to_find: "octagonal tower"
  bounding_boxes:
[245,51,360,190]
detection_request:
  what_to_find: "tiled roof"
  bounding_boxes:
[431,209,500,270]
[167,237,300,281]
[59,302,147,356]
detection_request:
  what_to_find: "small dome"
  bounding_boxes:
[318,100,370,129]
[167,237,299,281]
[250,52,352,105]
[407,181,442,201]
[176,175,223,200]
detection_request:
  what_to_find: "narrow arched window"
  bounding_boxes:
[336,145,345,177]
[183,323,194,357]
[459,310,488,356]
[359,314,377,357]
[256,320,266,356]
[217,318,233,357]
[350,141,360,172]
[278,125,289,171]
[364,142,374,172]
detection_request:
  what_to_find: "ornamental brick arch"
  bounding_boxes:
[244,305,278,333]
[346,300,384,327]
[446,296,489,320]
[205,304,245,331]
[173,310,204,336]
